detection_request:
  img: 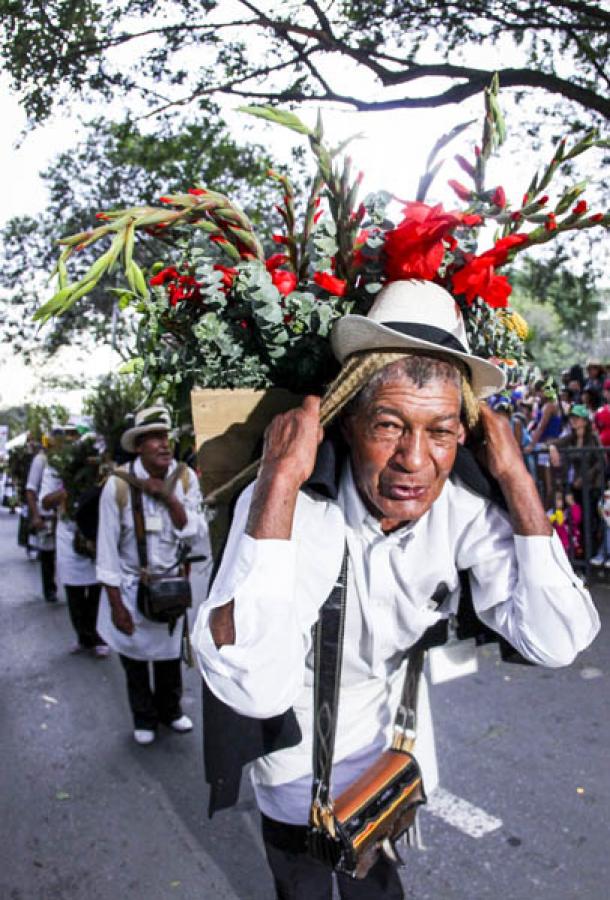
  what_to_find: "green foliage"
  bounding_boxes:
[508,253,604,372]
[0,401,69,441]
[509,253,603,338]
[82,374,145,460]
[47,435,101,519]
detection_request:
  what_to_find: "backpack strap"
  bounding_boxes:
[115,471,130,511]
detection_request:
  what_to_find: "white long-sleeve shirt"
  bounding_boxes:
[96,457,208,660]
[192,462,599,825]
[40,465,97,586]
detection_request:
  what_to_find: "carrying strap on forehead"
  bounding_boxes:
[320,350,479,429]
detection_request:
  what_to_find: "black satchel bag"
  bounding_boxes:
[307,547,426,879]
[129,469,192,627]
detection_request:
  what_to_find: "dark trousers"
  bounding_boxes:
[64,584,104,648]
[261,815,405,900]
[118,655,183,729]
[39,549,56,601]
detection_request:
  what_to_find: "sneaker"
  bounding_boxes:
[168,714,193,733]
[590,554,605,566]
[133,729,156,745]
[93,644,110,658]
[69,642,87,654]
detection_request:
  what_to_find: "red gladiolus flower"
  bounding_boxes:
[484,233,529,265]
[214,264,238,289]
[272,234,290,244]
[452,260,512,309]
[589,212,604,223]
[448,180,473,202]
[150,267,202,305]
[313,209,324,224]
[159,196,172,204]
[149,267,180,286]
[95,212,110,220]
[313,271,347,296]
[210,235,228,245]
[537,195,549,205]
[451,233,527,309]
[545,213,557,232]
[265,254,290,272]
[383,202,468,282]
[188,187,206,196]
[510,211,523,223]
[492,186,506,209]
[271,269,298,296]
[572,200,588,216]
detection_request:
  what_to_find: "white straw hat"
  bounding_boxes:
[331,279,506,398]
[121,406,173,453]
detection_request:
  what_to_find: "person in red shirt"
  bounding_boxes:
[593,379,610,448]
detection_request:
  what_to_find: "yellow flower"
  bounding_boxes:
[502,310,529,340]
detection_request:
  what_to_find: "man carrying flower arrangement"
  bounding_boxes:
[193,278,599,898]
[96,406,208,745]
[35,81,608,897]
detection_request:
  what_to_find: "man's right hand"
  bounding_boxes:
[30,515,44,532]
[260,395,323,486]
[110,599,135,635]
[246,396,324,540]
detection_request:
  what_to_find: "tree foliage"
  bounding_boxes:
[82,373,145,459]
[509,250,604,372]
[0,114,276,356]
[0,402,69,440]
[0,0,608,129]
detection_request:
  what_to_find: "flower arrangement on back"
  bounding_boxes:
[37,77,608,405]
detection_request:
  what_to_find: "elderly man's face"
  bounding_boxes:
[137,429,173,475]
[342,375,465,532]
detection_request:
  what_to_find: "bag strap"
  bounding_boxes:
[310,544,349,831]
[310,546,426,829]
[128,462,149,574]
[391,644,426,753]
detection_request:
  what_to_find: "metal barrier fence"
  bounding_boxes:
[526,445,609,580]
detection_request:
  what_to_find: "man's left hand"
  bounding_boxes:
[478,405,551,535]
[139,477,169,501]
[477,404,526,483]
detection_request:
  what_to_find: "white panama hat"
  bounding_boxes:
[121,406,173,453]
[331,279,506,399]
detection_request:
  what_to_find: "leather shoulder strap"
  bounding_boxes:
[311,545,349,815]
[128,462,148,571]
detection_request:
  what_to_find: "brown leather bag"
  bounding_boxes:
[330,748,425,878]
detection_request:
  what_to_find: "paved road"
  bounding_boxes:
[1,507,608,899]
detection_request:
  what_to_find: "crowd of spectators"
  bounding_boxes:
[489,359,610,569]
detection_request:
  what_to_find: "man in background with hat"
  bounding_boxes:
[96,406,208,745]
[25,423,80,603]
[193,280,599,899]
